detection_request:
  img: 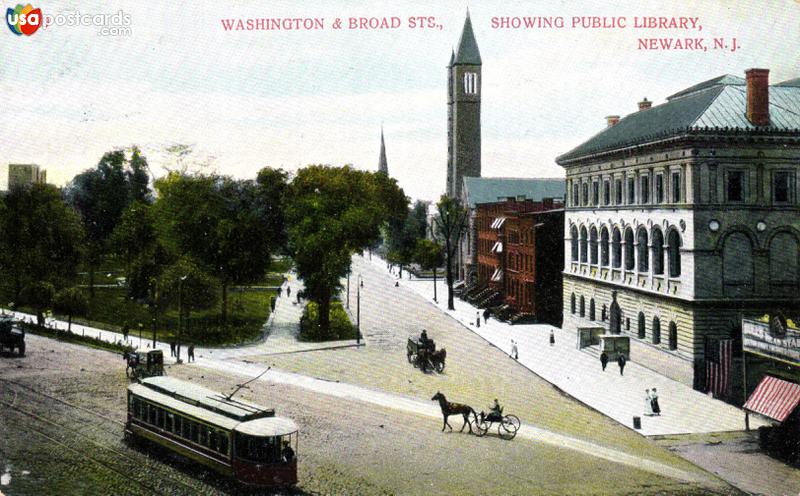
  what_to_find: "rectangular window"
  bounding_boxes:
[615,179,623,205]
[640,176,650,204]
[774,171,791,202]
[655,174,664,203]
[592,181,599,206]
[671,172,681,203]
[603,180,610,206]
[219,434,229,455]
[572,183,579,207]
[627,178,635,204]
[582,183,589,205]
[727,170,744,202]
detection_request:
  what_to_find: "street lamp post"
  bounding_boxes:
[346,271,350,309]
[151,279,158,349]
[356,274,362,345]
[176,275,187,363]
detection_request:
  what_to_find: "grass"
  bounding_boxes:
[299,300,356,342]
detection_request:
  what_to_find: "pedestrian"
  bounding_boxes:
[600,351,608,371]
[549,330,555,346]
[169,341,176,357]
[122,324,129,342]
[617,353,626,376]
[286,286,291,298]
[644,389,654,416]
[395,281,399,287]
[650,388,661,415]
[511,339,518,360]
[483,308,490,324]
[188,344,195,363]
[270,296,276,312]
[476,312,481,328]
[296,291,301,303]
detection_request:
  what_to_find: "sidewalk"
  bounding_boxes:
[1,273,360,363]
[364,255,766,437]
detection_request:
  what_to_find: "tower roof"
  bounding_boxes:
[378,127,388,175]
[448,48,455,67]
[453,13,481,65]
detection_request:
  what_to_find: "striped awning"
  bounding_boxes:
[491,241,503,253]
[491,217,506,229]
[743,376,800,423]
[490,267,503,282]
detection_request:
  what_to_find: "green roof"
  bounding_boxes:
[462,177,565,208]
[557,75,800,164]
[454,14,481,66]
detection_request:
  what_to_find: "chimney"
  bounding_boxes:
[638,97,652,111]
[605,115,620,128]
[745,68,770,126]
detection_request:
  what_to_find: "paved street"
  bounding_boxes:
[371,255,767,437]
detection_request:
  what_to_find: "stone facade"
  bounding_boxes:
[558,69,800,389]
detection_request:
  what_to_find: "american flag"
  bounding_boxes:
[706,339,733,400]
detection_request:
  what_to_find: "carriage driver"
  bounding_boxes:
[487,398,503,421]
[419,329,429,347]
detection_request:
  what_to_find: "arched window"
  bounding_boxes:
[624,228,635,270]
[579,226,588,263]
[589,299,596,320]
[590,227,598,265]
[769,232,799,293]
[652,228,664,275]
[723,232,754,296]
[668,321,678,350]
[638,312,646,339]
[579,296,585,317]
[652,317,661,345]
[612,228,622,268]
[668,230,682,277]
[626,318,630,331]
[601,304,607,321]
[637,228,649,273]
[600,227,610,266]
[570,293,576,314]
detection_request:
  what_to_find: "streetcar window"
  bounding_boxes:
[235,433,280,463]
[191,422,199,443]
[148,403,157,425]
[132,398,141,419]
[157,408,165,429]
[219,433,229,455]
[166,412,174,433]
[183,419,191,439]
[199,425,208,447]
[209,430,217,451]
[174,415,182,436]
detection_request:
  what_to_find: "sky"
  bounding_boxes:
[1,0,799,202]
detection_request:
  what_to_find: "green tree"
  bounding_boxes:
[20,281,55,327]
[255,167,289,252]
[67,149,153,296]
[285,165,406,336]
[432,195,468,310]
[415,238,444,303]
[0,184,84,301]
[385,200,428,277]
[159,257,218,351]
[155,173,283,325]
[53,287,89,332]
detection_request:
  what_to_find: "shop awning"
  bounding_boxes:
[491,217,506,229]
[490,268,503,282]
[491,241,503,253]
[743,375,800,423]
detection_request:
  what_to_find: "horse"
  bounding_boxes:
[431,391,476,433]
[429,348,446,372]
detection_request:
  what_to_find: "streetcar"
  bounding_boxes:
[125,376,298,487]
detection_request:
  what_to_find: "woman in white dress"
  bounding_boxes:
[644,389,654,416]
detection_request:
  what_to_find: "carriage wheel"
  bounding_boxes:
[407,351,414,363]
[435,360,445,373]
[474,418,489,437]
[499,416,519,440]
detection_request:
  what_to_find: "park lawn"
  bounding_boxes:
[80,287,276,346]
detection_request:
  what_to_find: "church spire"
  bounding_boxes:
[378,126,388,175]
[454,10,481,65]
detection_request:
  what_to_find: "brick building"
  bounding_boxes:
[473,197,564,325]
[558,69,800,394]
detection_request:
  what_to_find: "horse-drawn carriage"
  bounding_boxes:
[475,409,520,440]
[124,349,164,381]
[407,336,446,373]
